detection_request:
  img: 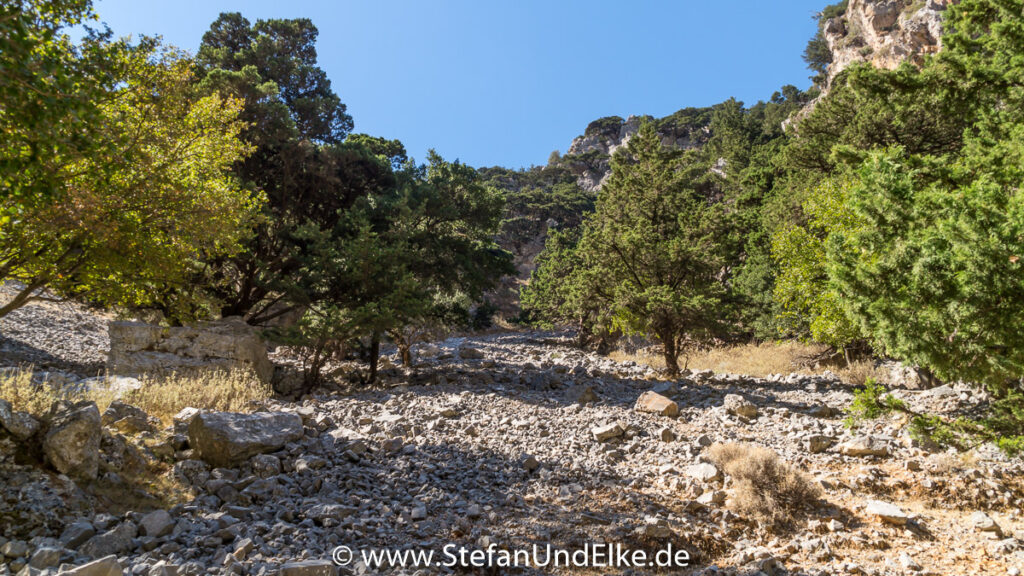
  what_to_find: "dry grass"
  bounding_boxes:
[0,367,272,427]
[707,442,821,528]
[609,341,822,377]
[609,341,887,385]
[124,369,272,427]
[0,368,118,416]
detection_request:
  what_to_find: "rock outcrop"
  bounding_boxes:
[42,401,102,481]
[187,411,304,468]
[822,0,948,88]
[107,317,273,383]
[562,114,712,192]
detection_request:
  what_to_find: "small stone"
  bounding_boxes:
[466,504,482,518]
[865,500,908,525]
[522,455,540,472]
[43,400,102,480]
[906,460,922,471]
[634,391,679,417]
[696,434,713,447]
[839,435,891,457]
[80,522,137,558]
[411,506,427,521]
[899,551,922,571]
[970,511,1002,534]
[723,394,758,419]
[686,463,721,482]
[0,399,40,440]
[591,423,624,442]
[148,560,179,576]
[658,427,677,442]
[28,547,61,569]
[58,555,123,576]
[1,540,29,557]
[250,454,282,478]
[60,521,96,549]
[139,509,174,538]
[234,538,254,560]
[278,560,337,576]
[805,435,834,454]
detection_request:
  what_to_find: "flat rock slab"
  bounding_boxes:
[839,435,891,457]
[635,391,679,417]
[279,560,338,575]
[865,500,908,525]
[59,555,123,576]
[188,411,304,468]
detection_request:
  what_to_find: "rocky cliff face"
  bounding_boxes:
[562,114,711,192]
[822,0,948,88]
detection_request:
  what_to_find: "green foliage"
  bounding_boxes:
[526,122,728,374]
[771,178,863,349]
[584,116,624,138]
[844,379,906,427]
[193,13,386,323]
[346,133,409,169]
[802,1,847,84]
[293,152,513,383]
[782,0,1024,454]
[0,44,256,319]
[0,0,133,208]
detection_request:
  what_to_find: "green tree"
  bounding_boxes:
[0,46,256,318]
[771,177,863,351]
[572,122,727,375]
[293,152,513,384]
[194,13,388,324]
[1,0,131,208]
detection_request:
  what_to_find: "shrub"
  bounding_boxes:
[707,443,820,528]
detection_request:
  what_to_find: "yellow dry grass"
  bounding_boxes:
[0,367,271,426]
[609,341,887,385]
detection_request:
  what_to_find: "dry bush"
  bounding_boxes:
[607,348,666,371]
[0,367,271,427]
[707,442,821,528]
[124,369,272,427]
[834,359,888,387]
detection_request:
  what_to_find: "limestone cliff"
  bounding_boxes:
[561,111,712,192]
[821,0,948,88]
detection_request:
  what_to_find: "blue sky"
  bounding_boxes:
[94,0,825,169]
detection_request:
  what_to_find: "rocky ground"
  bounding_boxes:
[1,299,1023,576]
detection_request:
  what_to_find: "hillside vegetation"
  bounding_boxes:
[2,0,1023,470]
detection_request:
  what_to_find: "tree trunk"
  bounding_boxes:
[367,332,381,384]
[0,280,46,319]
[662,335,680,378]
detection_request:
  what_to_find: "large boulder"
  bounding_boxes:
[43,401,102,481]
[188,411,304,468]
[107,317,273,383]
